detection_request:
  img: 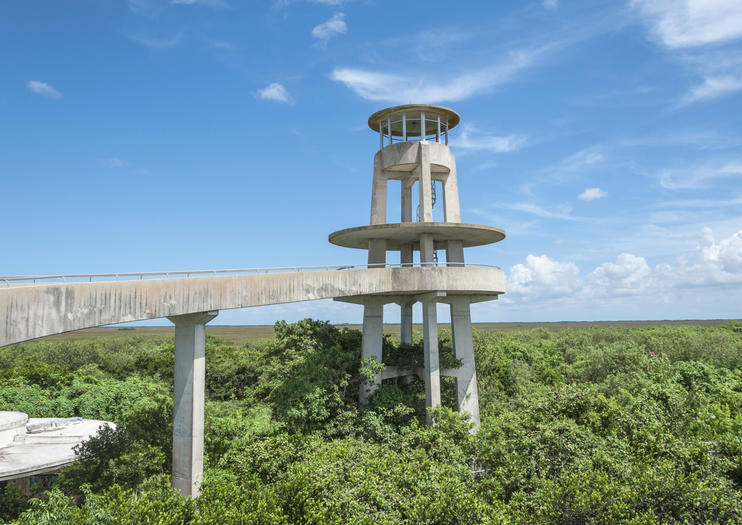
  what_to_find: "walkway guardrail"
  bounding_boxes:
[0,262,501,287]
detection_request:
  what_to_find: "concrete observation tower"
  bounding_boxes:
[329,105,506,428]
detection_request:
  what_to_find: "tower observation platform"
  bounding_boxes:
[329,104,506,429]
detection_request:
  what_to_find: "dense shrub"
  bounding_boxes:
[2,321,740,523]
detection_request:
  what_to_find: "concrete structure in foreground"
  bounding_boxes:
[0,411,113,493]
[0,103,505,496]
[0,265,503,497]
[329,104,506,428]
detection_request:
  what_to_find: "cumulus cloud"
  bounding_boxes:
[631,0,742,49]
[312,12,347,43]
[578,187,607,201]
[509,255,582,301]
[256,82,292,103]
[330,46,548,103]
[666,227,742,284]
[505,227,742,307]
[587,253,653,296]
[27,80,62,99]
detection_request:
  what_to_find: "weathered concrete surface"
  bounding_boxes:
[0,267,505,347]
[329,222,505,250]
[169,312,217,497]
[0,413,114,482]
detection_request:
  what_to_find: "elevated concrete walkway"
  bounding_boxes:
[0,264,504,347]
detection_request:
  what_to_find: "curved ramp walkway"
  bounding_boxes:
[0,263,503,347]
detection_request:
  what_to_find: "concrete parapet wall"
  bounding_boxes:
[376,141,453,174]
[0,267,504,346]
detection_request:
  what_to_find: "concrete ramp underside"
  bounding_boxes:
[0,267,504,347]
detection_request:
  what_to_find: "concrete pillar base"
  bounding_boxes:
[167,310,218,497]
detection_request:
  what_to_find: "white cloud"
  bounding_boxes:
[312,12,347,42]
[658,161,742,189]
[632,1,742,106]
[330,46,547,103]
[587,253,653,295]
[578,187,608,201]
[27,80,62,99]
[256,82,292,104]
[509,255,582,300]
[543,0,558,9]
[672,227,742,281]
[125,32,182,48]
[100,157,127,168]
[679,75,742,105]
[505,227,742,308]
[631,0,742,48]
[455,124,527,153]
[658,195,742,208]
[496,201,591,222]
[562,147,605,171]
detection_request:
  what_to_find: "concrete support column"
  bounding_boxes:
[422,300,441,423]
[401,178,413,223]
[449,297,480,432]
[370,155,387,225]
[360,297,384,405]
[442,154,461,223]
[446,240,465,268]
[419,232,440,422]
[418,145,433,222]
[420,233,434,266]
[167,310,218,497]
[400,300,413,345]
[399,204,414,343]
[368,239,387,268]
[361,241,386,406]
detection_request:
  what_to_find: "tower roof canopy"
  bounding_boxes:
[368,105,460,136]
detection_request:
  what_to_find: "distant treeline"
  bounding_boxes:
[1,320,741,523]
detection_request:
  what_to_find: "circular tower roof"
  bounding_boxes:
[368,104,460,136]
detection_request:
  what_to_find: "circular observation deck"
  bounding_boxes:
[369,105,460,147]
[329,222,505,250]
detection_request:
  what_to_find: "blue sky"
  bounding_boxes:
[2,0,742,324]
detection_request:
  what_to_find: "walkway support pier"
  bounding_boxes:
[168,310,218,497]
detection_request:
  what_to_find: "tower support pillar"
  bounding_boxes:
[167,310,218,497]
[370,156,387,225]
[360,297,384,404]
[448,297,480,432]
[422,299,441,423]
[400,301,413,345]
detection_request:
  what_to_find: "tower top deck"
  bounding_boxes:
[368,105,460,140]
